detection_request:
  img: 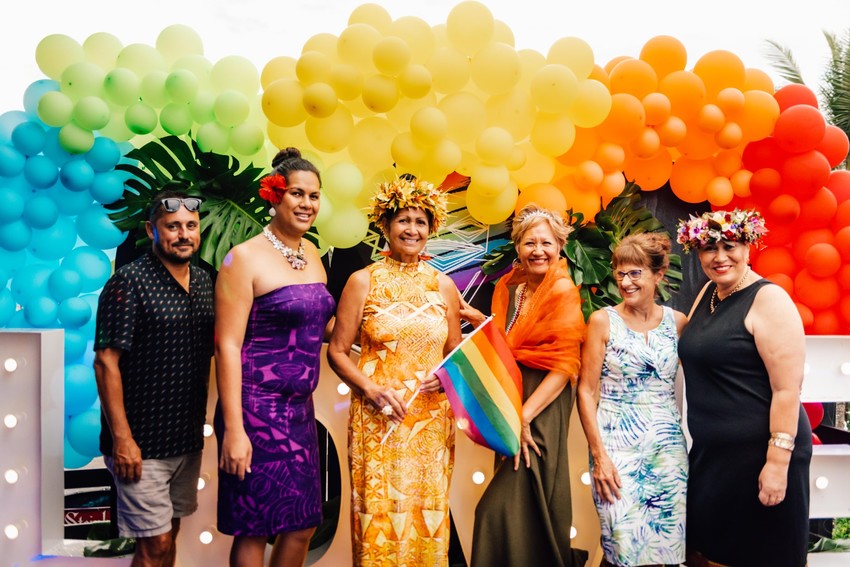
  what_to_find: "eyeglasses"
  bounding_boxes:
[159,197,202,213]
[614,269,643,281]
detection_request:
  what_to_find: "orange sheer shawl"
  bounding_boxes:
[492,258,585,382]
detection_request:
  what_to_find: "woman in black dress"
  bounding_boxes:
[676,209,812,567]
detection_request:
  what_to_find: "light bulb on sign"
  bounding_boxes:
[570,526,577,539]
[199,529,214,544]
[3,414,19,429]
[4,468,21,484]
[203,424,214,438]
[840,362,850,376]
[815,476,829,490]
[337,383,351,396]
[471,470,486,485]
[4,522,25,540]
[580,472,591,486]
[3,358,18,372]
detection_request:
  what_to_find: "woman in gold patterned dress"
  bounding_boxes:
[327,175,462,566]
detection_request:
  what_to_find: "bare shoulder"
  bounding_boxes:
[671,308,689,333]
[343,266,372,295]
[587,308,610,334]
[752,280,796,314]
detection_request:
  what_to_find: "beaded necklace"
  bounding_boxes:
[709,266,750,314]
[263,226,307,270]
[506,283,529,332]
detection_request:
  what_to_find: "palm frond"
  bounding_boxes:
[763,39,805,85]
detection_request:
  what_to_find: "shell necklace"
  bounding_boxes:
[263,226,307,270]
[709,266,750,314]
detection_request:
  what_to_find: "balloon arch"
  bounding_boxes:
[0,0,847,469]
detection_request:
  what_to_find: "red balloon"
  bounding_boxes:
[766,272,794,296]
[812,433,822,445]
[779,150,831,200]
[794,269,840,310]
[795,302,814,329]
[773,105,826,154]
[835,226,850,261]
[753,245,797,275]
[797,186,838,229]
[812,310,841,335]
[748,168,782,203]
[839,264,850,292]
[741,137,785,171]
[817,125,850,168]
[834,200,850,231]
[840,295,850,325]
[762,223,792,247]
[825,169,850,202]
[766,194,800,224]
[803,402,824,429]
[804,242,842,277]
[792,228,834,264]
[773,83,819,111]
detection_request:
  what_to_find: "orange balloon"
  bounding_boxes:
[588,64,610,87]
[794,269,840,310]
[574,160,604,190]
[798,186,838,230]
[608,58,658,99]
[738,90,780,142]
[715,122,743,149]
[604,55,631,75]
[742,68,774,94]
[805,242,842,277]
[766,272,794,296]
[677,127,717,160]
[696,103,725,133]
[515,182,567,214]
[655,115,687,147]
[557,126,599,166]
[730,169,752,198]
[795,302,815,329]
[715,87,745,115]
[753,245,797,276]
[712,149,742,177]
[630,127,661,158]
[658,70,706,121]
[706,176,734,206]
[596,93,646,144]
[792,228,835,264]
[827,169,850,201]
[639,35,687,79]
[693,50,746,98]
[623,147,673,191]
[767,194,801,225]
[599,171,626,200]
[669,156,713,203]
[642,92,671,126]
[594,142,626,172]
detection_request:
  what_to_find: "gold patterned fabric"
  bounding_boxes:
[349,257,455,567]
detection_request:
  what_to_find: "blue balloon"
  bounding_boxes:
[64,363,98,415]
[0,187,25,222]
[59,159,95,192]
[64,327,89,362]
[67,408,102,457]
[64,437,93,469]
[11,121,47,156]
[90,171,125,205]
[79,293,100,334]
[0,111,28,143]
[48,266,83,300]
[0,219,32,251]
[0,288,14,326]
[42,127,72,167]
[58,297,91,328]
[45,181,94,216]
[23,295,58,327]
[76,205,127,250]
[29,216,77,260]
[61,247,113,292]
[24,79,60,116]
[22,194,59,229]
[0,247,26,284]
[24,155,59,188]
[10,262,52,304]
[85,137,121,173]
[0,144,26,178]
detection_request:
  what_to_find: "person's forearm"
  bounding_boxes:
[94,361,133,442]
[522,370,569,425]
[577,388,606,460]
[215,343,246,432]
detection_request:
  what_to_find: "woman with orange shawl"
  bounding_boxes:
[467,204,588,567]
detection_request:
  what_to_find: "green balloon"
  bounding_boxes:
[103,68,141,106]
[196,121,229,154]
[165,69,200,104]
[124,102,158,135]
[36,34,85,80]
[61,61,105,100]
[83,32,123,71]
[37,91,74,127]
[72,96,111,131]
[213,90,250,127]
[58,123,95,154]
[160,103,193,136]
[140,70,169,108]
[189,90,216,124]
[230,122,265,156]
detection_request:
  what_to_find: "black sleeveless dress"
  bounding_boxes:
[678,279,811,567]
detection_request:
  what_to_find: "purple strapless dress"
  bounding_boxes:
[215,283,335,536]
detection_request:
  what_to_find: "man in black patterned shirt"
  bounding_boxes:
[94,190,214,567]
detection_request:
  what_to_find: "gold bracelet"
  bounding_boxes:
[770,431,795,443]
[768,432,795,452]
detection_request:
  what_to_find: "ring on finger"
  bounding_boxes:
[381,404,393,416]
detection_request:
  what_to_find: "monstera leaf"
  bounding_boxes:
[107,136,268,269]
[481,182,682,321]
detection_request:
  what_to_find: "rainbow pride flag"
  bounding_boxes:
[434,317,523,457]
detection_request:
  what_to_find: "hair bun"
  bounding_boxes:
[271,147,302,168]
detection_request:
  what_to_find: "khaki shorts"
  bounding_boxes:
[105,451,202,538]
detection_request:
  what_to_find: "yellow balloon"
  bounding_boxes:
[506,145,527,170]
[531,64,578,114]
[398,64,432,99]
[36,34,85,80]
[172,54,213,89]
[303,33,339,59]
[486,88,535,141]
[38,91,74,127]
[547,37,595,79]
[512,142,556,186]
[446,1,495,55]
[471,42,521,95]
[410,106,448,147]
[329,63,364,101]
[323,161,364,202]
[466,181,518,225]
[469,163,510,197]
[493,20,515,47]
[386,92,438,130]
[302,82,339,118]
[83,32,123,71]
[373,36,412,77]
[388,16,436,65]
[361,74,399,114]
[426,138,463,177]
[61,62,106,101]
[211,55,260,97]
[156,24,203,65]
[568,79,612,128]
[267,123,310,153]
[518,49,547,90]
[314,192,334,228]
[337,23,381,73]
[296,51,333,85]
[348,3,392,33]
[438,92,487,150]
[349,116,397,173]
[531,112,577,157]
[305,105,353,153]
[390,131,425,173]
[262,79,307,127]
[426,47,470,94]
[261,56,297,89]
[476,127,514,164]
[743,68,775,93]
[318,205,369,248]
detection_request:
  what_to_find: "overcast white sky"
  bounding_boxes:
[1,0,849,113]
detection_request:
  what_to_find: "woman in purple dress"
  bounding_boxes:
[214,148,335,567]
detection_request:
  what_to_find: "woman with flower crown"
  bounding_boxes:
[676,209,811,567]
[327,174,462,566]
[214,147,335,567]
[463,204,588,567]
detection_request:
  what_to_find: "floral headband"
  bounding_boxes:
[259,173,287,205]
[675,209,767,252]
[368,176,448,235]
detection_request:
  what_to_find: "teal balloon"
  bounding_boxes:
[24,295,58,327]
[48,266,83,300]
[0,219,32,251]
[6,308,29,328]
[58,297,91,328]
[0,187,25,222]
[0,247,27,284]
[66,408,102,457]
[22,195,60,229]
[90,171,125,204]
[0,111,29,143]
[0,288,14,326]
[59,159,95,192]
[46,181,93,216]
[64,363,98,414]
[64,437,93,469]
[64,327,89,362]
[24,79,60,116]
[61,247,112,292]
[11,121,47,156]
[85,138,121,172]
[0,144,26,177]
[24,155,59,188]
[79,293,100,334]
[76,205,126,249]
[42,127,73,167]
[29,216,76,260]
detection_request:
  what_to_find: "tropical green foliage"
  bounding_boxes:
[106,136,269,269]
[481,183,683,321]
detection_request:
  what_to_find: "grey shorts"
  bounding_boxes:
[105,451,202,538]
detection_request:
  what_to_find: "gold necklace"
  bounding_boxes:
[263,226,307,270]
[709,266,750,314]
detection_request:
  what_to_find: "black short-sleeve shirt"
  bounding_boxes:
[94,252,215,459]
